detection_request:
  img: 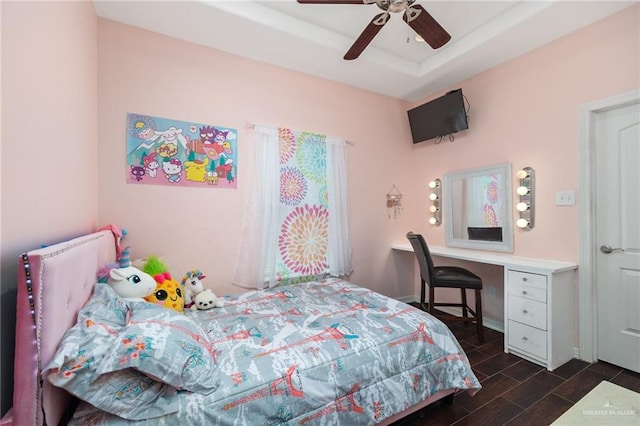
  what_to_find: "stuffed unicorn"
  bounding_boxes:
[107,246,157,301]
[181,269,206,310]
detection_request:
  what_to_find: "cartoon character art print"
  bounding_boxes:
[126,113,237,189]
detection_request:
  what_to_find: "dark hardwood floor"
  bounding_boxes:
[394,306,640,426]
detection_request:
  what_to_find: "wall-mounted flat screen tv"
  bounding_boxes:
[407,89,468,144]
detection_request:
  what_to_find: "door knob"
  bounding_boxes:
[600,244,624,254]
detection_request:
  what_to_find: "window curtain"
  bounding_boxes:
[233,126,351,290]
[326,136,352,277]
[233,125,279,289]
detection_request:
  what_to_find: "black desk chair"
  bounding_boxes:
[406,232,484,343]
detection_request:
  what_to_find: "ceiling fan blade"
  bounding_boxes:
[297,0,368,4]
[344,12,390,60]
[403,4,451,49]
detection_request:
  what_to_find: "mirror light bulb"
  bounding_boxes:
[429,205,438,213]
[516,218,529,228]
[516,186,529,196]
[516,169,529,180]
[429,217,438,225]
[429,193,438,201]
[516,202,529,212]
[428,180,439,189]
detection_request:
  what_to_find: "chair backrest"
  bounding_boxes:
[406,232,435,286]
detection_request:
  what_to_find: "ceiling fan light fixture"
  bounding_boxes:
[387,0,408,13]
[297,0,449,59]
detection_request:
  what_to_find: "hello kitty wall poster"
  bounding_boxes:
[126,113,238,189]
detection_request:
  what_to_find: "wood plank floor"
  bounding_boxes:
[393,306,640,426]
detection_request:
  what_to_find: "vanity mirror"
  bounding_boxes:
[444,163,514,252]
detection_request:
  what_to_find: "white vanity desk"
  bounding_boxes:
[392,244,578,371]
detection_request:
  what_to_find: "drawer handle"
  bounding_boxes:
[522,290,528,295]
[522,277,528,282]
[522,309,528,314]
[522,336,529,342]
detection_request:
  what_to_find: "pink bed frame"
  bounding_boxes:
[1,229,455,425]
[3,230,116,426]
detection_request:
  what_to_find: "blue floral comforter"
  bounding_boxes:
[69,278,480,425]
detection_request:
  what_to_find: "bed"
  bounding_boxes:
[7,229,480,425]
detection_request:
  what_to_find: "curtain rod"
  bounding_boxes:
[245,122,354,146]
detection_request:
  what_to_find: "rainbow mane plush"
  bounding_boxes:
[181,269,206,309]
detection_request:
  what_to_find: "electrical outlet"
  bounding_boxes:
[488,286,497,298]
[556,190,576,206]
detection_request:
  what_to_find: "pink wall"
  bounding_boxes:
[1,0,99,249]
[411,5,639,258]
[1,1,637,416]
[0,0,99,415]
[96,5,639,316]
[97,19,420,300]
[407,4,639,325]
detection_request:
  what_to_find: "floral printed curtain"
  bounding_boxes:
[233,125,351,289]
[277,129,331,282]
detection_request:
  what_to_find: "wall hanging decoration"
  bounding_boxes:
[126,113,237,189]
[386,185,403,219]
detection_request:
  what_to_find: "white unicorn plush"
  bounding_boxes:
[181,269,206,309]
[107,246,157,301]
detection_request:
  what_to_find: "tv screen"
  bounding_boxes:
[407,89,468,143]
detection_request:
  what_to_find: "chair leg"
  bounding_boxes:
[420,279,427,311]
[429,285,435,315]
[461,288,468,320]
[475,288,484,343]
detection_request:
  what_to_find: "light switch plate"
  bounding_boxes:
[556,190,576,206]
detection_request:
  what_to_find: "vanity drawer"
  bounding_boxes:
[508,320,547,360]
[508,295,547,330]
[508,271,547,303]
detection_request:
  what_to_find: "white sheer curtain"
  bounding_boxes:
[326,136,352,277]
[232,125,279,289]
[233,126,352,289]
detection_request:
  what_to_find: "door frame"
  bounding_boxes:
[578,89,640,363]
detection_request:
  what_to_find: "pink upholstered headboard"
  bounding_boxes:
[10,230,116,426]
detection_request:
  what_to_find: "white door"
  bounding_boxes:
[595,101,640,373]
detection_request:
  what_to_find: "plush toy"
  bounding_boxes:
[181,269,206,310]
[97,263,119,283]
[106,246,157,301]
[142,256,184,313]
[192,289,224,311]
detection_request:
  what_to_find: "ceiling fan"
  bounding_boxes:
[297,0,451,60]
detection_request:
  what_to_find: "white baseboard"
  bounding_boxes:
[396,295,416,304]
[437,306,504,334]
[397,295,504,334]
